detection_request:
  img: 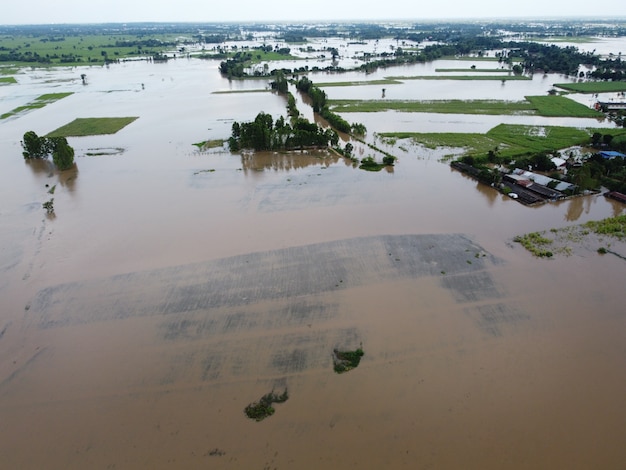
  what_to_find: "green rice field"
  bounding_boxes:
[47,117,139,137]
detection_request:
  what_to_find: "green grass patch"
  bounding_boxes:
[47,117,138,137]
[525,95,603,117]
[247,50,300,63]
[486,124,591,158]
[315,79,402,87]
[331,96,599,118]
[330,99,536,115]
[553,81,626,93]
[0,92,73,119]
[0,76,17,84]
[386,75,531,81]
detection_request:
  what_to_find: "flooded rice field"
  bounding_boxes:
[1,55,626,469]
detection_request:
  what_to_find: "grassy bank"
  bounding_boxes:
[315,79,403,87]
[386,75,531,81]
[1,92,73,120]
[554,82,626,93]
[0,76,17,84]
[330,99,535,115]
[524,95,603,117]
[435,68,511,73]
[47,117,138,137]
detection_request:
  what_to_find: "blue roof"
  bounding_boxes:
[600,151,626,159]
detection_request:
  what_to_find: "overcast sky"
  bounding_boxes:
[3,0,625,25]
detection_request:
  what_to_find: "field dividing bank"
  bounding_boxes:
[386,75,531,81]
[0,92,73,120]
[554,82,626,93]
[212,89,271,94]
[380,124,626,159]
[315,78,403,87]
[330,99,535,115]
[435,68,511,73]
[440,56,499,61]
[329,95,602,118]
[47,117,138,137]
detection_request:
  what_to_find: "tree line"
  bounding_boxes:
[228,112,338,152]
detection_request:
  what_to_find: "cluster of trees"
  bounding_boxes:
[507,42,599,75]
[589,55,625,81]
[21,131,75,170]
[228,112,338,152]
[295,76,365,135]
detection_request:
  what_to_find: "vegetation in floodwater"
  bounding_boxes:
[358,156,395,171]
[0,76,17,84]
[1,92,73,120]
[42,198,54,214]
[193,139,224,149]
[47,117,138,137]
[84,147,125,156]
[513,232,554,257]
[584,215,626,240]
[244,389,289,422]
[514,216,626,258]
[333,347,365,374]
[47,184,56,194]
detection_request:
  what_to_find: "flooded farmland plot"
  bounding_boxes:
[1,51,626,470]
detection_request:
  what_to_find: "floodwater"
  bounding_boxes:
[1,52,626,470]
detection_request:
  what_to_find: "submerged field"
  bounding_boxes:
[379,123,626,158]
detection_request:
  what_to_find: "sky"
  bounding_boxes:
[2,0,625,25]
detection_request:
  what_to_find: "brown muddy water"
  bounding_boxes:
[1,58,626,469]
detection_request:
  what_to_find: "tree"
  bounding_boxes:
[22,131,49,159]
[51,137,75,170]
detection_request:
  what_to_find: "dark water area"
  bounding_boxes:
[1,56,626,469]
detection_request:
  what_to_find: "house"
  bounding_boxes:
[600,150,626,159]
[596,101,626,111]
[605,191,626,204]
